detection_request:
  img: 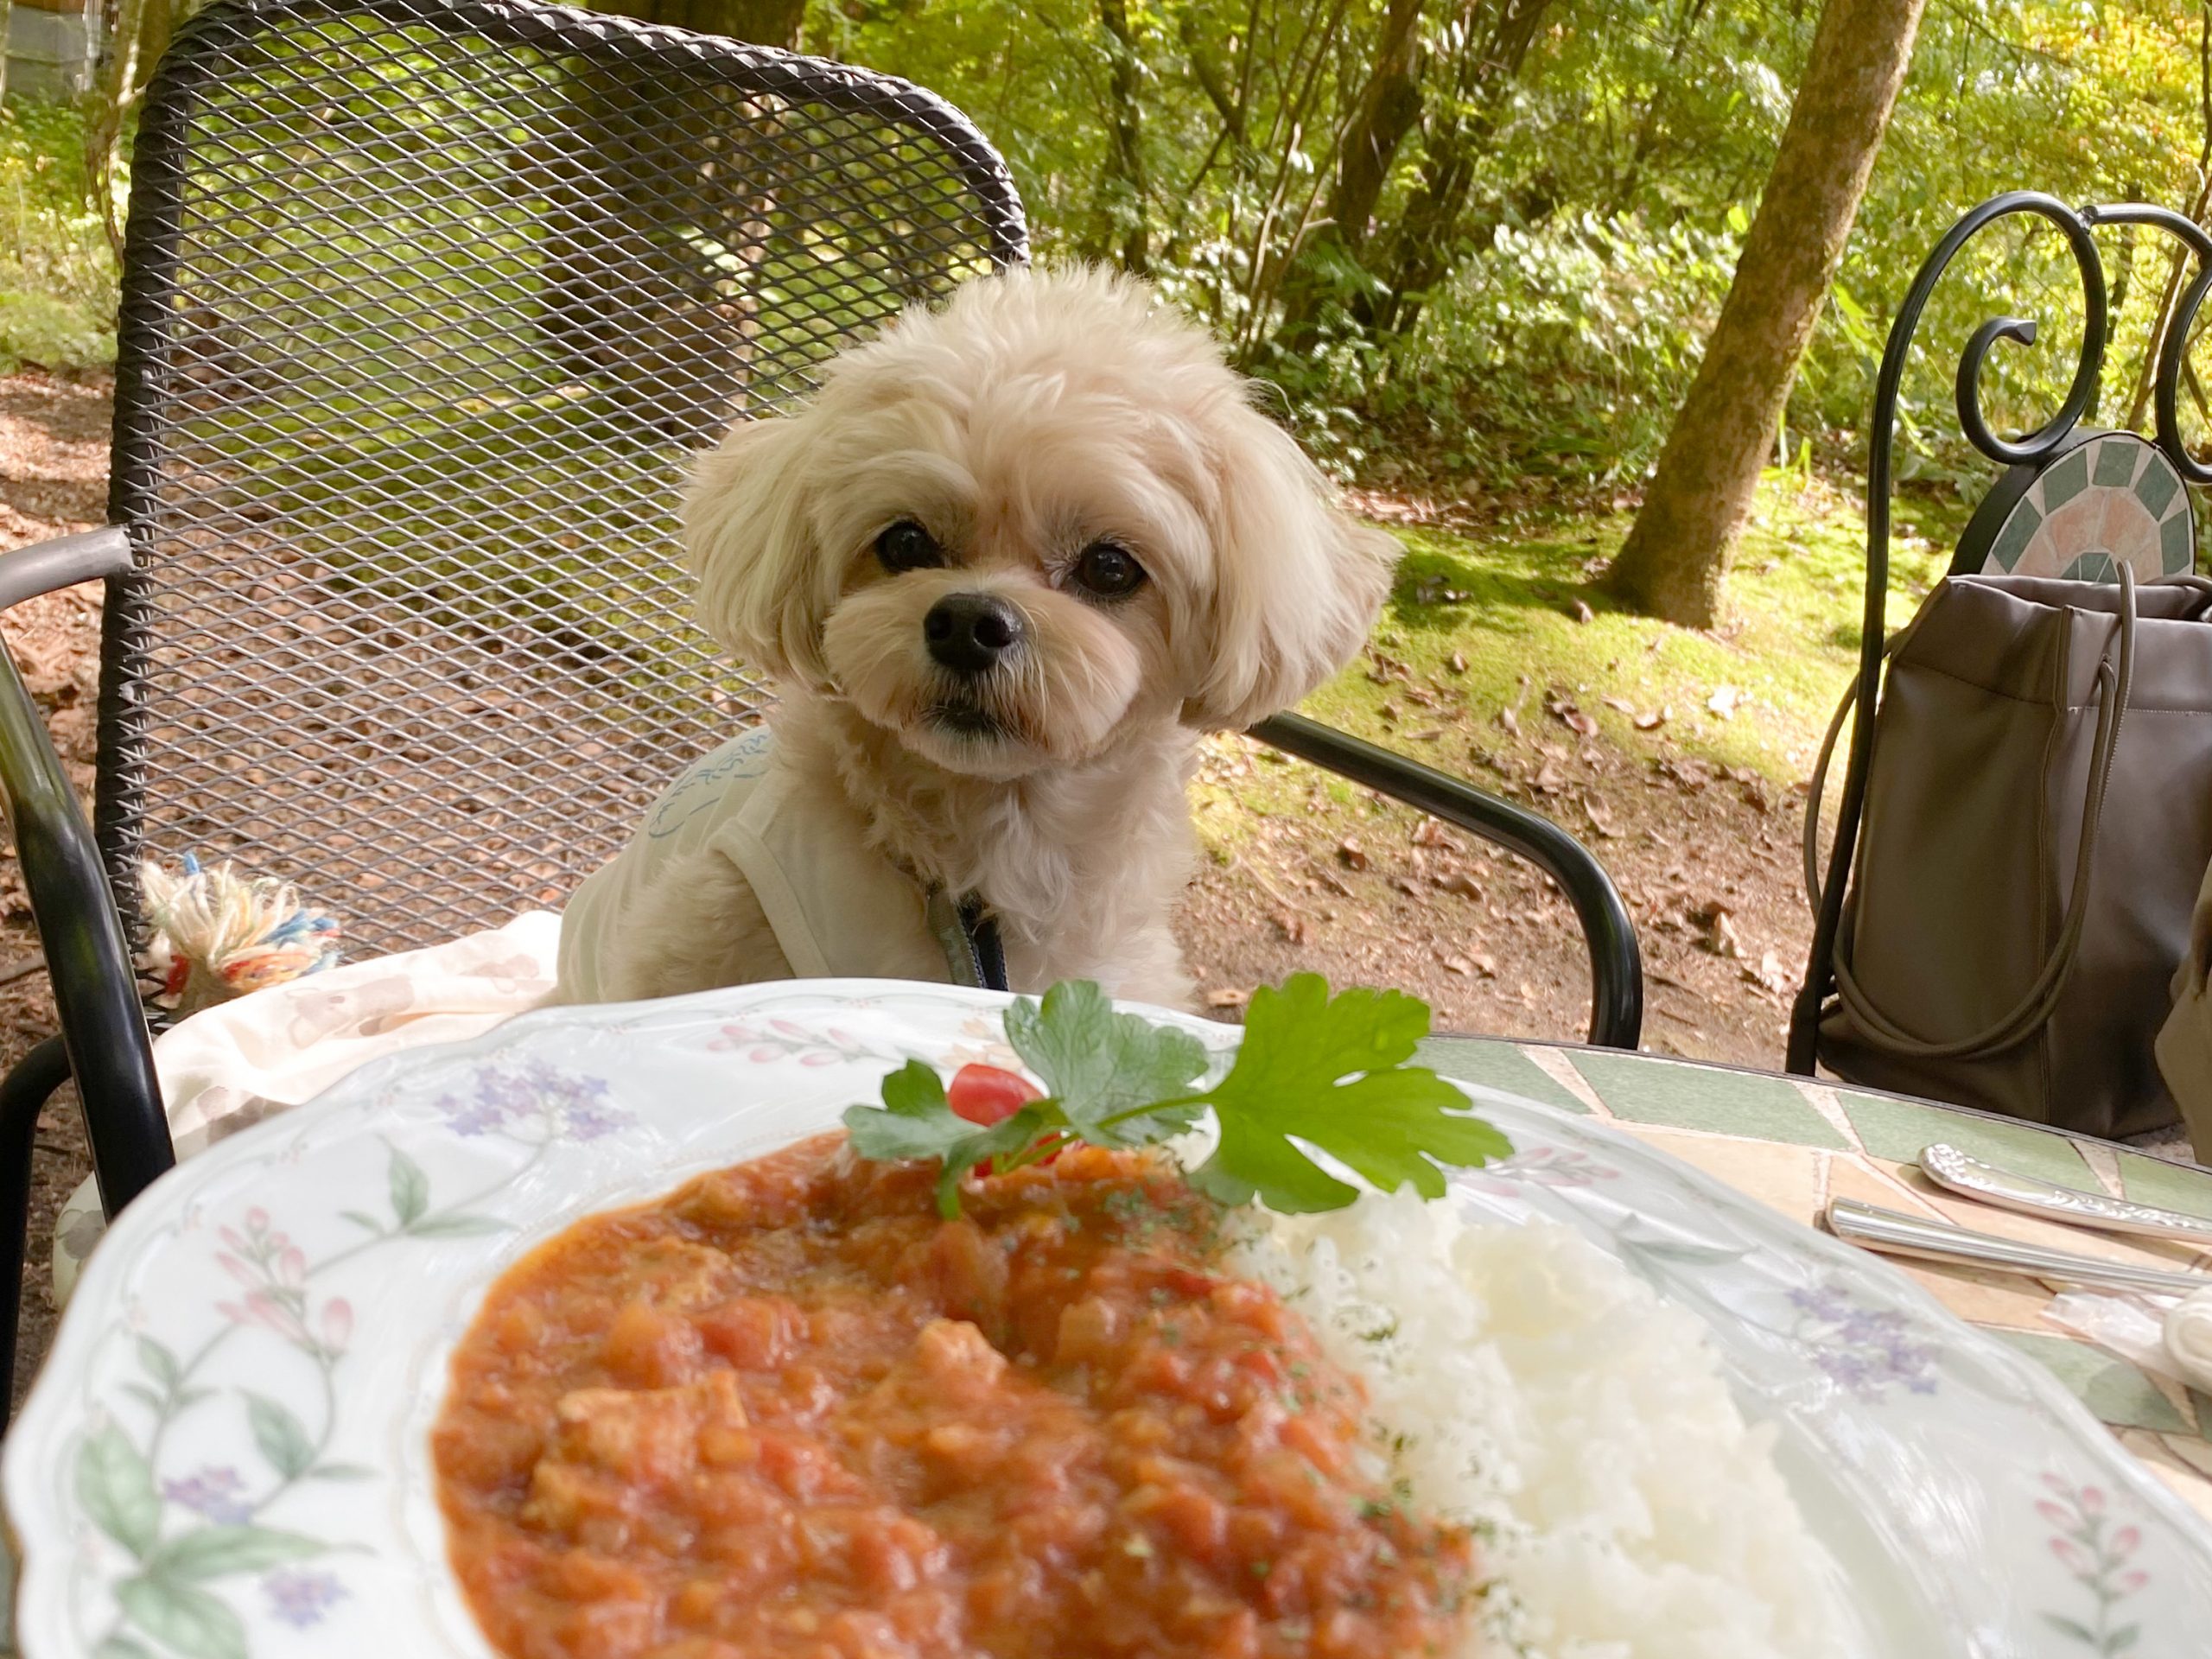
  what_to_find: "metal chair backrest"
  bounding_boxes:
[99,0,1026,956]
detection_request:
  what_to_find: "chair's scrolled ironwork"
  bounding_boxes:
[1788,192,2212,1075]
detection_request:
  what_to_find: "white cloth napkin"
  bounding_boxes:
[2163,1291,2212,1390]
[51,911,562,1306]
[2044,1287,2212,1393]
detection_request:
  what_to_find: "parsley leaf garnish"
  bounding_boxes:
[841,973,1509,1216]
[840,1060,1048,1217]
[845,1060,970,1162]
[1002,980,1211,1145]
[1184,977,1511,1211]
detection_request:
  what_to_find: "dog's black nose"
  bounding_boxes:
[925,593,1023,674]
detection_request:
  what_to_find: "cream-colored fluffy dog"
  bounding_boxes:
[556,267,1397,1010]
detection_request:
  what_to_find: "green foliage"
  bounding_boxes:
[0,100,120,372]
[1,0,2203,505]
[803,0,2206,499]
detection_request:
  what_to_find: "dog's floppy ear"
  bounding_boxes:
[1185,402,1400,731]
[683,415,832,687]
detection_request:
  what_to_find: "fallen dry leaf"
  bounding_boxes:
[1601,695,1637,715]
[1437,870,1484,900]
[1412,817,1458,849]
[1205,988,1250,1010]
[1694,900,1745,959]
[1271,910,1308,945]
[1337,837,1370,871]
[1497,706,1521,736]
[1657,756,1715,791]
[1633,709,1669,731]
[1707,685,1742,719]
[1379,700,1402,722]
[1447,651,1469,674]
[1408,727,1444,741]
[1545,693,1599,738]
[1532,761,1567,795]
[1568,598,1595,623]
[1742,950,1795,995]
[1582,796,1619,838]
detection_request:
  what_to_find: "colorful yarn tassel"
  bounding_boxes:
[138,853,341,1015]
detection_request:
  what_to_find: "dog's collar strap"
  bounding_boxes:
[925,887,1009,994]
[959,896,1008,994]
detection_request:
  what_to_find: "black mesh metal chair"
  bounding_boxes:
[0,0,1641,1414]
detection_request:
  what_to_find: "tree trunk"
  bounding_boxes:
[1179,9,1245,145]
[1273,0,1426,348]
[85,0,149,257]
[1369,0,1554,337]
[1607,0,1713,213]
[536,0,805,435]
[1605,0,1929,628]
[594,0,804,46]
[2123,3,2209,434]
[1096,0,1150,271]
[137,0,173,86]
[2088,208,2136,426]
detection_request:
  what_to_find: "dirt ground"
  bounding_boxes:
[0,371,1820,1406]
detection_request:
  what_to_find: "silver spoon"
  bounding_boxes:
[1917,1142,2212,1249]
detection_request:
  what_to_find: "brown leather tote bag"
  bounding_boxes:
[1805,568,2212,1138]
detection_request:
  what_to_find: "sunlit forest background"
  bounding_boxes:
[3,1,2206,506]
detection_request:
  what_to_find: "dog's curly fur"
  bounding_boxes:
[569,266,1398,1008]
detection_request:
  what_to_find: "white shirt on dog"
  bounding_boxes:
[557,728,975,1001]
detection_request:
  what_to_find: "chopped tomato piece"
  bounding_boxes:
[946,1063,1043,1125]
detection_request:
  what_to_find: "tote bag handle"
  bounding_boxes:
[1802,565,2138,1062]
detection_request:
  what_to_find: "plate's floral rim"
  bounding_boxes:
[10,978,2210,1659]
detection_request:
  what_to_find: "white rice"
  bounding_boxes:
[1230,1189,1847,1659]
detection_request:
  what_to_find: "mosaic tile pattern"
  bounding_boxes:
[1428,1036,2212,1523]
[1977,431,2196,582]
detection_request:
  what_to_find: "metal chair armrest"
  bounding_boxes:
[1249,712,1644,1049]
[0,527,133,613]
[0,613,169,1218]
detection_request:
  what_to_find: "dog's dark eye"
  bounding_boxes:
[1071,540,1147,600]
[874,519,943,573]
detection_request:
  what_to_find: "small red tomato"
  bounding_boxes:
[946,1063,1043,1126]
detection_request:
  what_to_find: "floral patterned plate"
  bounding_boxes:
[10,982,2212,1659]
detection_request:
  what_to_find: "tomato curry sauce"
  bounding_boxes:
[434,1137,1477,1659]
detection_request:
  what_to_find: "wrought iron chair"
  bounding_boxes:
[0,0,1642,1416]
[1790,192,2211,1079]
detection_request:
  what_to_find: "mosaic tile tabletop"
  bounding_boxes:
[1423,1034,2212,1524]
